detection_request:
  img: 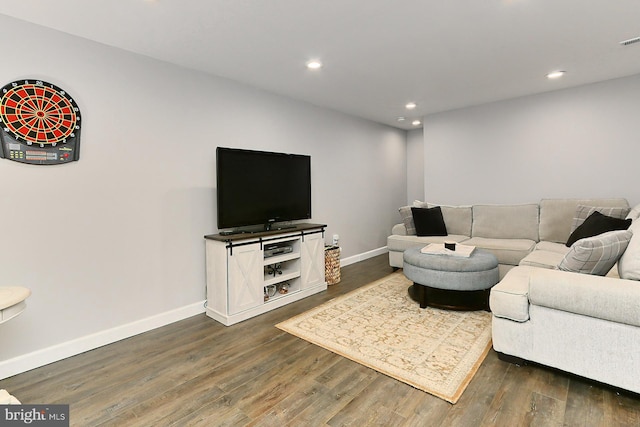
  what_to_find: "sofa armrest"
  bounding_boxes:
[490,266,537,322]
[529,269,640,327]
[391,223,407,236]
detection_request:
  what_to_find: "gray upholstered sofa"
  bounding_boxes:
[388,198,630,277]
[388,198,640,394]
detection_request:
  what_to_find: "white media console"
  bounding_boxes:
[204,223,327,326]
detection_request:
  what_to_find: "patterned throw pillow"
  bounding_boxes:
[398,201,428,235]
[570,205,631,233]
[559,230,633,276]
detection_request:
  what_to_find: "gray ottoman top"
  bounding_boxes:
[403,246,498,272]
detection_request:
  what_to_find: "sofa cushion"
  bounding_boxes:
[398,201,429,235]
[471,204,539,241]
[559,230,633,276]
[539,198,630,244]
[570,204,631,233]
[566,211,632,247]
[489,266,538,322]
[618,219,640,280]
[411,206,447,236]
[519,250,566,269]
[427,203,472,236]
[387,234,469,252]
[529,268,640,328]
[462,237,535,266]
[519,241,570,269]
[535,241,572,254]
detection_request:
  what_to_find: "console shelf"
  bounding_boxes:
[264,271,300,288]
[264,251,299,265]
[204,223,326,326]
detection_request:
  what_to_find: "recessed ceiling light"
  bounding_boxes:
[306,60,323,70]
[546,70,566,79]
[412,120,421,126]
[397,117,406,122]
[405,102,417,110]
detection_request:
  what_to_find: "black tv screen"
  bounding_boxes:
[216,147,312,230]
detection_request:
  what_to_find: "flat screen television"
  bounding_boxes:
[216,147,312,231]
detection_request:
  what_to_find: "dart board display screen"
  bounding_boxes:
[0,79,81,165]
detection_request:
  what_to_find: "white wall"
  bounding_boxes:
[406,128,424,203]
[0,15,406,377]
[423,74,640,206]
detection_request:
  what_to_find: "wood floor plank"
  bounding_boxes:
[522,391,565,426]
[564,380,606,426]
[440,350,508,426]
[1,254,639,426]
[289,357,379,425]
[603,388,640,427]
[1,314,214,399]
[481,363,541,425]
[235,345,336,420]
[325,375,409,427]
[94,372,227,427]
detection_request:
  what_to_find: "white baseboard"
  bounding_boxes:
[0,247,389,380]
[340,246,388,267]
[0,301,206,380]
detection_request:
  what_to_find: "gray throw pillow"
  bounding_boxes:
[559,230,633,276]
[570,205,631,233]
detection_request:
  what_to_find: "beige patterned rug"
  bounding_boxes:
[276,272,492,404]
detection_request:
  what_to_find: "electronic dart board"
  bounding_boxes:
[0,79,81,165]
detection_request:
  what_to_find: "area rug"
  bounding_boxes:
[276,272,492,404]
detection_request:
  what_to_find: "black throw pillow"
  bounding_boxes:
[566,211,632,247]
[411,206,448,236]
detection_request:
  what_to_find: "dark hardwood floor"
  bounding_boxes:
[1,254,639,426]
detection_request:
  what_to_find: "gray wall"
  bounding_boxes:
[406,128,424,203]
[0,15,406,374]
[423,74,640,206]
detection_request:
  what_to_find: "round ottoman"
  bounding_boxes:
[403,246,499,310]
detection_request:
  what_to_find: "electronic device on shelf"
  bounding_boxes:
[264,243,293,258]
[216,147,311,231]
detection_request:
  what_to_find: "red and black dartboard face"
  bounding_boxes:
[0,80,80,146]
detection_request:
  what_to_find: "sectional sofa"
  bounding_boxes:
[388,198,640,394]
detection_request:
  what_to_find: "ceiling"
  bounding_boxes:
[1,0,639,129]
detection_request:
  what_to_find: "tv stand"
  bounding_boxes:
[204,223,327,326]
